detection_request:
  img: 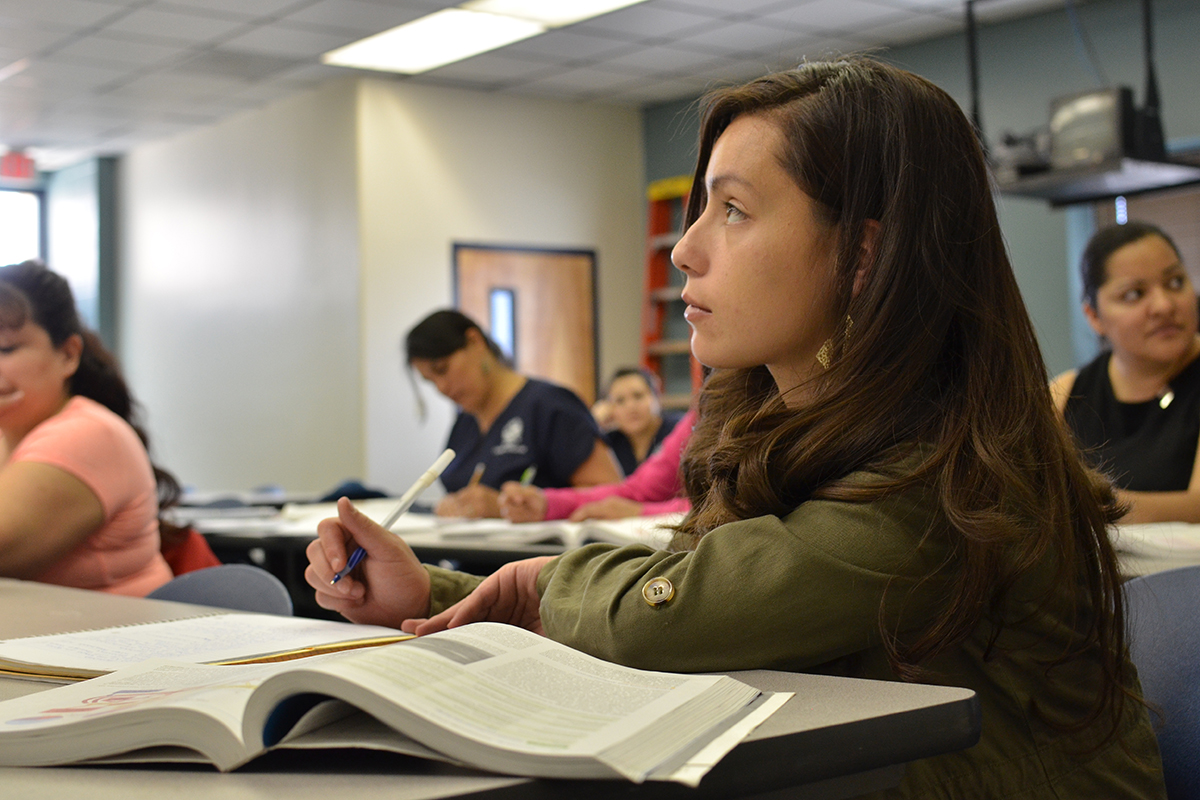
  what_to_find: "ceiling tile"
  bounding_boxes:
[0,0,126,29]
[4,58,130,92]
[52,32,193,68]
[106,70,249,100]
[101,7,255,43]
[172,48,305,81]
[671,20,821,55]
[596,45,735,76]
[657,0,804,13]
[279,0,430,36]
[424,52,558,83]
[757,0,909,33]
[218,22,357,59]
[0,25,71,57]
[503,29,641,62]
[159,0,305,19]
[572,5,725,40]
[519,67,646,94]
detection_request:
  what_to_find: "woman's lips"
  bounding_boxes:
[681,294,711,321]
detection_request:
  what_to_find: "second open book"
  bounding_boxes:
[0,622,786,785]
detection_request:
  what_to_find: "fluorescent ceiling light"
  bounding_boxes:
[461,0,650,27]
[322,9,544,74]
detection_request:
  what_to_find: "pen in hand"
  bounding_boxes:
[330,448,456,585]
[519,465,537,486]
[467,462,486,487]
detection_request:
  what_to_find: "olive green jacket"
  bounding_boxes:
[426,471,1165,799]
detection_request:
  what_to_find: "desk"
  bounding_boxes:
[185,504,671,619]
[0,579,980,800]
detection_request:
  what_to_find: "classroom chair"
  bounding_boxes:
[147,564,294,616]
[1124,565,1200,800]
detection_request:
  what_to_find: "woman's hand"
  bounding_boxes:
[436,485,501,518]
[498,482,548,522]
[402,556,555,636]
[305,497,431,628]
[568,496,644,522]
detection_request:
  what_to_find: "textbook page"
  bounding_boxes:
[243,622,766,784]
[0,614,407,681]
[0,659,287,770]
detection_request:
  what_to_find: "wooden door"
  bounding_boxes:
[454,245,598,404]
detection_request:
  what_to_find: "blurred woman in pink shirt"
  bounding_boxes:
[0,260,174,595]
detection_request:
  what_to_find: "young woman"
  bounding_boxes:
[1051,222,1200,523]
[405,309,621,518]
[593,367,681,476]
[309,59,1165,797]
[0,261,175,595]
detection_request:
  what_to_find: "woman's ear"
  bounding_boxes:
[59,333,83,378]
[851,220,881,299]
[1082,302,1105,338]
[463,327,486,351]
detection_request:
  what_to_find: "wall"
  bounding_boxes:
[355,79,644,493]
[119,76,644,495]
[120,78,363,494]
[639,0,1200,376]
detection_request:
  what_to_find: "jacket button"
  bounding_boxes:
[642,577,674,606]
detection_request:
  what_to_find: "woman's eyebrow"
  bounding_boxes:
[707,173,755,194]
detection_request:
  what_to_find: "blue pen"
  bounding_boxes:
[330,448,455,585]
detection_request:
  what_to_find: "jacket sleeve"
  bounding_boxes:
[535,485,954,673]
[424,564,485,615]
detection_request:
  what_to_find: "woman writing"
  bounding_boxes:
[405,310,621,518]
[1051,222,1200,523]
[0,261,174,595]
[310,59,1164,797]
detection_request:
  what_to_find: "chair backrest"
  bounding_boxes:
[1124,565,1200,800]
[146,564,293,616]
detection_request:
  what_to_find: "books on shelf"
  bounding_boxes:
[0,613,409,682]
[0,622,786,785]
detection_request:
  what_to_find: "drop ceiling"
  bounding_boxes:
[0,0,1063,169]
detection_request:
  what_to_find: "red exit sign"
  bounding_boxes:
[0,150,36,180]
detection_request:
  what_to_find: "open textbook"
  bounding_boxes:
[0,614,409,682]
[0,623,785,785]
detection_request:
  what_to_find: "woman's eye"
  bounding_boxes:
[724,202,746,222]
[1120,288,1143,303]
[1167,274,1186,291]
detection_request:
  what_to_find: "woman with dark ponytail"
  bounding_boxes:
[0,260,175,595]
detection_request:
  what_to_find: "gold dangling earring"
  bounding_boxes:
[816,340,832,370]
[815,314,853,371]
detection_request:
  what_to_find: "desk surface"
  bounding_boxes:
[0,579,979,800]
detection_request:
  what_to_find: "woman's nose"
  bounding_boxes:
[672,224,702,276]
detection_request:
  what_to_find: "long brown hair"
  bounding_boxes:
[675,59,1129,733]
